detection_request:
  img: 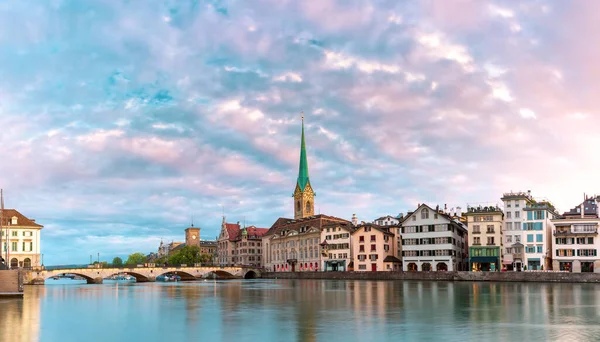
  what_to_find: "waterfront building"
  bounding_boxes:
[320,221,355,271]
[262,116,351,272]
[351,223,401,271]
[216,218,268,266]
[551,195,600,272]
[401,204,468,271]
[0,209,43,268]
[501,191,534,271]
[463,206,504,272]
[523,200,558,270]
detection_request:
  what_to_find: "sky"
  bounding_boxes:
[1,0,599,265]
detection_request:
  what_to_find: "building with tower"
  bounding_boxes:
[156,224,217,262]
[262,116,351,272]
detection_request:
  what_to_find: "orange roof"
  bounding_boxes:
[264,214,351,237]
[225,223,268,242]
[0,209,43,228]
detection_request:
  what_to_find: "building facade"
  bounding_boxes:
[320,222,355,272]
[464,206,504,272]
[523,201,558,270]
[501,191,534,271]
[551,195,600,273]
[216,219,268,266]
[373,215,401,226]
[0,209,43,269]
[157,225,217,262]
[401,204,468,272]
[352,223,401,272]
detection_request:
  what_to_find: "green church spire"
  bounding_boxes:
[297,114,310,191]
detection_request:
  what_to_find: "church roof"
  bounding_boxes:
[296,116,310,192]
[224,222,268,242]
[264,214,350,237]
[0,209,43,228]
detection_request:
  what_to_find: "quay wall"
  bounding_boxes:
[0,270,24,296]
[262,271,600,283]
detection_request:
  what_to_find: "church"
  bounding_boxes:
[261,117,351,272]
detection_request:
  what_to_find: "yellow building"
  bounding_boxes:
[464,206,504,272]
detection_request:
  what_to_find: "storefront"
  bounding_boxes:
[324,260,346,272]
[527,258,541,270]
[559,261,573,272]
[582,261,594,273]
[469,247,500,272]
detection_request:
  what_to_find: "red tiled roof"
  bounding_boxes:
[225,223,268,242]
[225,223,241,241]
[0,209,43,228]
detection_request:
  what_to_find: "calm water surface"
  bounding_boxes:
[2,279,600,342]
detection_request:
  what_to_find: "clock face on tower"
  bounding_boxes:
[192,235,197,240]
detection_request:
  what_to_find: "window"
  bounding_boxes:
[412,216,416,221]
[536,234,543,243]
[515,211,520,218]
[526,246,536,253]
[434,214,438,219]
[506,222,512,231]
[486,225,494,233]
[11,241,17,252]
[11,231,17,237]
[536,246,542,253]
[370,235,376,242]
[358,265,367,270]
[473,237,481,245]
[472,225,480,233]
[370,244,376,252]
[506,212,512,219]
[359,236,364,242]
[421,208,429,219]
[507,201,512,208]
[588,237,594,244]
[487,237,495,245]
[534,210,545,220]
[506,235,512,243]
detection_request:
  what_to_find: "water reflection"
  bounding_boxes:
[3,280,600,341]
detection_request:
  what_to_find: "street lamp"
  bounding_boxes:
[41,253,44,267]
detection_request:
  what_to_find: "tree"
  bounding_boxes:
[167,246,212,265]
[125,252,146,265]
[112,257,123,267]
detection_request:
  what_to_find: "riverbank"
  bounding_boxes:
[262,271,600,283]
[0,270,24,297]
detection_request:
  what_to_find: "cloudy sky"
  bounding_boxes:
[1,0,599,265]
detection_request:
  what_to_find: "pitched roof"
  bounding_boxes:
[562,198,598,217]
[0,209,43,228]
[322,221,356,233]
[264,214,350,237]
[352,223,396,236]
[224,223,268,242]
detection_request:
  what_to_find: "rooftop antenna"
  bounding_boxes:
[191,215,194,227]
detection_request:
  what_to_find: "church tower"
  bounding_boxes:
[293,115,315,219]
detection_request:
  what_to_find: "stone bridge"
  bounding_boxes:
[22,265,262,285]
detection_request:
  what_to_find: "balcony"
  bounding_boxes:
[472,242,481,246]
[472,231,481,234]
[554,227,598,236]
[486,242,496,246]
[486,230,495,234]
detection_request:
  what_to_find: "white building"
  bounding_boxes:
[501,191,534,271]
[373,215,401,226]
[320,221,355,271]
[522,201,558,270]
[552,195,600,273]
[401,204,468,272]
[1,209,43,268]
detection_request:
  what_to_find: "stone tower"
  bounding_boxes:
[293,116,315,219]
[185,226,200,248]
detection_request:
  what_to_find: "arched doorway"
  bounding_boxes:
[422,263,432,272]
[436,262,448,271]
[23,258,31,269]
[10,258,18,269]
[408,263,418,271]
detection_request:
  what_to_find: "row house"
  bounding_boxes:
[501,191,534,271]
[320,222,355,272]
[523,201,558,270]
[401,204,468,272]
[352,223,401,272]
[551,195,600,273]
[262,215,350,272]
[464,206,504,272]
[216,218,268,266]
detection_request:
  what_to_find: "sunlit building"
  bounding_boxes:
[551,195,600,272]
[523,200,558,270]
[0,209,43,268]
[501,191,534,271]
[217,219,268,266]
[351,223,401,271]
[463,206,504,272]
[320,221,355,271]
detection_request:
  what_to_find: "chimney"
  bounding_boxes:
[581,203,585,218]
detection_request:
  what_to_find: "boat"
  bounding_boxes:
[156,274,181,282]
[105,273,136,281]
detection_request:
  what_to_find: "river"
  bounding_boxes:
[1,279,600,342]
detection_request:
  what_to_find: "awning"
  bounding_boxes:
[470,256,499,263]
[528,258,540,262]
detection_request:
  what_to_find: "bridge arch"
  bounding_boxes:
[156,270,197,281]
[243,270,259,279]
[106,271,150,282]
[44,272,100,284]
[208,270,237,279]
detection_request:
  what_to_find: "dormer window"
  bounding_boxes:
[11,216,17,225]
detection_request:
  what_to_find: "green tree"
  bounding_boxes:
[125,252,146,265]
[112,257,123,267]
[167,246,210,265]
